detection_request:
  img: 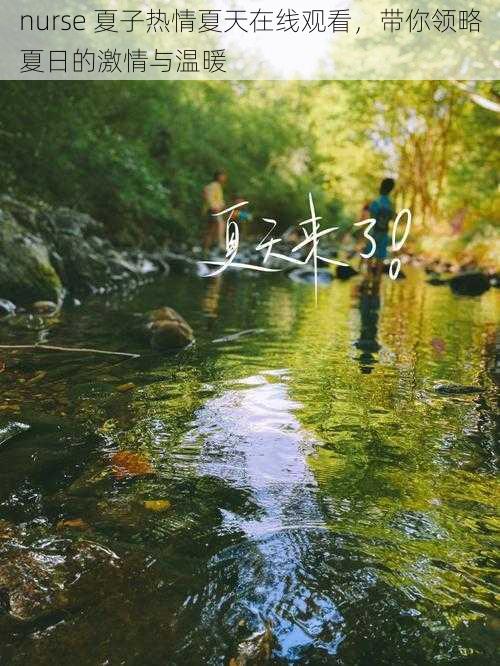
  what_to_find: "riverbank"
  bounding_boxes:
[0,195,171,311]
[0,195,498,319]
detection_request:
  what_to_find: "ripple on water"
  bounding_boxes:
[0,270,497,664]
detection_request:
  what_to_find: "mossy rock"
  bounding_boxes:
[0,210,63,304]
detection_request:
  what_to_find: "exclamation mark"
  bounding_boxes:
[390,209,412,280]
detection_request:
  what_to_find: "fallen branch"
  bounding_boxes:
[0,344,140,359]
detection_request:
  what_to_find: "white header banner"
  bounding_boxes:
[1,1,498,80]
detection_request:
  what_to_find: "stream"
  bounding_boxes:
[0,268,498,664]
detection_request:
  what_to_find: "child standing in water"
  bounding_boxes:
[367,177,396,278]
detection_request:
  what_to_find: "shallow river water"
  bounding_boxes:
[0,268,498,664]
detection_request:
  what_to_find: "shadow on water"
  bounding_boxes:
[0,268,498,664]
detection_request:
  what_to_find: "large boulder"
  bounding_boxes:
[50,212,165,294]
[40,208,155,294]
[0,210,63,304]
[0,197,165,299]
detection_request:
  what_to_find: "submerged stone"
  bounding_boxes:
[143,499,172,512]
[116,382,136,393]
[433,382,484,395]
[110,451,154,479]
[230,624,275,665]
[0,422,30,448]
[0,526,69,622]
[56,518,90,531]
[0,520,118,628]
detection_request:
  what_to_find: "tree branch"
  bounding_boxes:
[0,345,140,359]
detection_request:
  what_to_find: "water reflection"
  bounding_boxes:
[354,278,381,374]
[177,371,345,659]
[0,268,498,664]
[201,275,222,320]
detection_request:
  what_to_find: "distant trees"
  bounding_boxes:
[0,80,497,263]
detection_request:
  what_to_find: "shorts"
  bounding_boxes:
[366,232,389,260]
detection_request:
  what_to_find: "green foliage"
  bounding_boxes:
[0,81,497,265]
[0,81,325,245]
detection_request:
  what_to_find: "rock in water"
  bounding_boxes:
[0,422,30,448]
[449,273,490,296]
[110,451,154,479]
[0,299,16,317]
[143,500,171,512]
[31,300,59,315]
[0,521,68,623]
[0,586,10,614]
[288,268,333,285]
[0,210,63,303]
[336,265,358,280]
[149,306,183,322]
[0,519,118,629]
[230,624,275,665]
[147,307,194,351]
[56,519,90,531]
[150,320,194,351]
